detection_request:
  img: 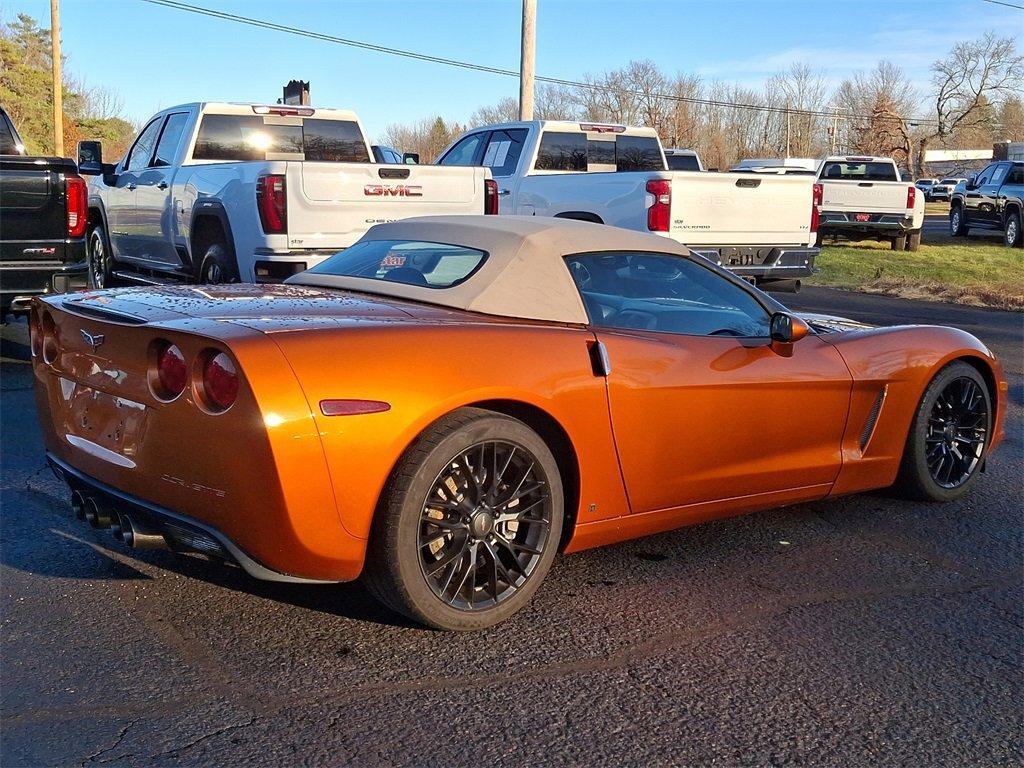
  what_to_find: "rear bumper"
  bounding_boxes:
[691,246,818,279]
[1,250,88,313]
[250,248,340,283]
[48,453,342,584]
[819,212,916,236]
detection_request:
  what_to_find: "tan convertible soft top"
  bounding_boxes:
[289,216,692,325]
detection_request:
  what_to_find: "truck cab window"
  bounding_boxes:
[152,112,190,168]
[439,133,485,166]
[480,129,526,177]
[125,118,164,172]
[535,132,586,171]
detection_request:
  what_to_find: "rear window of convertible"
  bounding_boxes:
[307,240,487,288]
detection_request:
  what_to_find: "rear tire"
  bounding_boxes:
[891,233,907,251]
[892,361,991,502]
[87,225,114,289]
[949,204,968,237]
[905,230,922,251]
[1004,211,1022,248]
[197,242,239,284]
[362,408,563,630]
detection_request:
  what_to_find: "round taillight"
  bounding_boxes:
[155,343,188,400]
[41,311,59,364]
[201,351,238,412]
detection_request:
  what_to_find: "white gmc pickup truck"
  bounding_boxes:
[437,121,820,290]
[815,155,925,251]
[76,103,496,285]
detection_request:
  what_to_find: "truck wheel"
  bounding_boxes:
[905,230,922,252]
[87,225,114,289]
[1004,211,1022,248]
[197,242,239,284]
[949,205,968,237]
[891,234,907,251]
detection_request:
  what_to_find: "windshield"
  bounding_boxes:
[820,161,898,181]
[939,179,961,184]
[305,240,487,289]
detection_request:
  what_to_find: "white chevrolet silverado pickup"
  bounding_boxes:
[76,103,496,285]
[437,121,819,291]
[815,155,925,251]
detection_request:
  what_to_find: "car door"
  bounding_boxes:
[976,162,1010,229]
[108,116,164,260]
[478,128,528,211]
[566,251,852,515]
[134,111,190,266]
[963,164,996,227]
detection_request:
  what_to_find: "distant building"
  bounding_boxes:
[922,148,992,177]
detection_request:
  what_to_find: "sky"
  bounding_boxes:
[7,0,1023,141]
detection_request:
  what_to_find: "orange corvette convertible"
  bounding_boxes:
[32,216,1006,629]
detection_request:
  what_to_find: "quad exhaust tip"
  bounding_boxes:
[119,514,168,550]
[68,492,168,550]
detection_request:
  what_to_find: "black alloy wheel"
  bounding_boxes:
[895,361,991,502]
[418,440,552,610]
[925,376,989,489]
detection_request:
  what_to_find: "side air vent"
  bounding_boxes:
[859,386,888,451]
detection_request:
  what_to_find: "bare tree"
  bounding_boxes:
[917,32,1023,175]
[379,116,464,162]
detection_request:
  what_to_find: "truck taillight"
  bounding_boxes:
[646,179,671,232]
[66,176,87,238]
[256,175,287,234]
[484,179,499,215]
[906,185,916,209]
[811,182,823,234]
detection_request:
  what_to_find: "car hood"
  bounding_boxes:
[798,312,875,334]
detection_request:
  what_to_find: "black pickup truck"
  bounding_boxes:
[0,107,88,320]
[950,159,1024,248]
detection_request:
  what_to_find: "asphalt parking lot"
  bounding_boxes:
[2,287,1021,767]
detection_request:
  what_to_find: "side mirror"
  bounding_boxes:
[402,152,420,165]
[965,176,978,190]
[770,312,809,353]
[77,140,103,175]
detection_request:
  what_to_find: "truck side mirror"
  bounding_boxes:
[77,140,104,174]
[402,152,420,165]
[965,176,978,190]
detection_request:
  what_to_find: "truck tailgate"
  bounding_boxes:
[286,163,488,251]
[668,172,814,246]
[819,180,911,214]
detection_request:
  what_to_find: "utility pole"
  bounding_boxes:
[50,0,63,156]
[518,0,536,121]
[785,102,791,158]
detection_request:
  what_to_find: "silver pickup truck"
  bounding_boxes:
[77,102,496,286]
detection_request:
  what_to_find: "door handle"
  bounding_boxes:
[157,181,168,190]
[127,183,137,191]
[497,189,511,196]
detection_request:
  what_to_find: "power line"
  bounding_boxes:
[980,0,1024,9]
[140,0,942,127]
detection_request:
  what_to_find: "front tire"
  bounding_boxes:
[893,361,991,502]
[950,205,968,237]
[87,225,113,289]
[363,408,563,630]
[1004,211,1022,248]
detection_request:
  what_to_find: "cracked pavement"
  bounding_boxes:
[1,287,1021,766]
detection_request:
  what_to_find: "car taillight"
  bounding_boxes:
[906,185,916,209]
[200,351,239,412]
[66,176,87,238]
[484,179,499,215]
[646,179,671,232]
[257,175,287,233]
[811,182,823,234]
[155,343,188,400]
